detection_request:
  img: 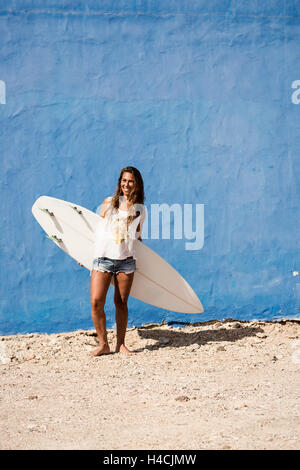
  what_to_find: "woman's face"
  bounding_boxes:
[121,171,136,197]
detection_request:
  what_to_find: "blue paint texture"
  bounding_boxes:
[0,1,300,334]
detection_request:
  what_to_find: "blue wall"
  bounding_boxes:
[1,1,300,334]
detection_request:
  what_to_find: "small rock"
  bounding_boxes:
[27,423,46,433]
[28,395,38,400]
[186,344,200,351]
[175,395,190,402]
[84,331,97,337]
[217,345,226,351]
[234,403,248,409]
[27,423,37,431]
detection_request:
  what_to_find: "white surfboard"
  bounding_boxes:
[32,196,204,314]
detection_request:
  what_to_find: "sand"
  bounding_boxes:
[0,318,300,450]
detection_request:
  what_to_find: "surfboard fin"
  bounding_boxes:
[46,235,62,243]
[70,205,82,214]
[39,208,54,216]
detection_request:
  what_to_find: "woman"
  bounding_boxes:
[90,166,145,356]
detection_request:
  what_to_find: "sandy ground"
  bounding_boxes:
[0,318,300,450]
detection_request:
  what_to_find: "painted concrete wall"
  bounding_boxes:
[0,1,300,334]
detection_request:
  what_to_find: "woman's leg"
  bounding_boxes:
[90,270,113,356]
[114,272,134,353]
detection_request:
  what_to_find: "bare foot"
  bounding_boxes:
[115,344,135,355]
[89,344,110,356]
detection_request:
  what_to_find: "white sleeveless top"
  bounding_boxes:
[93,197,145,260]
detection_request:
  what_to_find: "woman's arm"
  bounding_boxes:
[99,197,111,218]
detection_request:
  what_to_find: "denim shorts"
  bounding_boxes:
[92,257,136,274]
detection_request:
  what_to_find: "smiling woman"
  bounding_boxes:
[89,167,146,357]
[121,172,135,196]
[111,166,145,212]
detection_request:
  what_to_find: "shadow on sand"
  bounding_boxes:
[134,319,265,352]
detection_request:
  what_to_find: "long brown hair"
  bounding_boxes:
[111,166,145,209]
